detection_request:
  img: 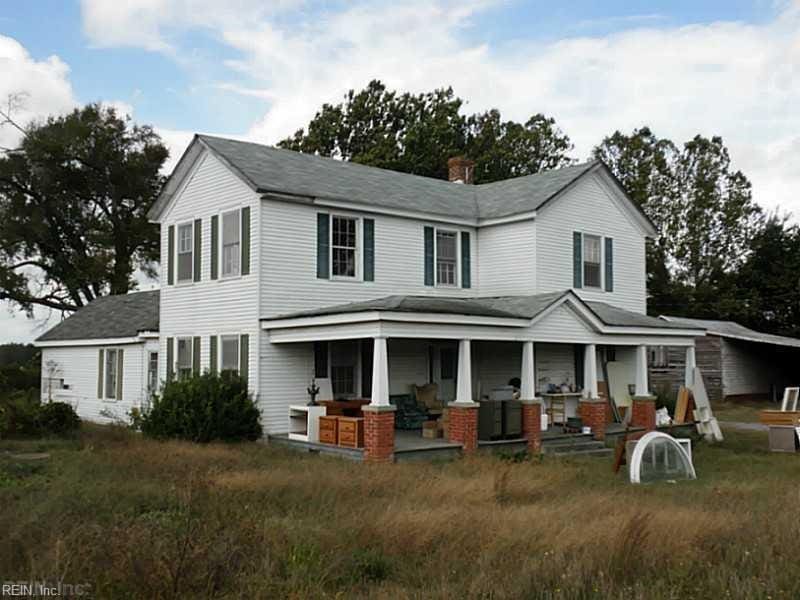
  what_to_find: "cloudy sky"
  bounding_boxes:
[1,0,798,343]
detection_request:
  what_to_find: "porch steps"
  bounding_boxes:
[542,435,614,458]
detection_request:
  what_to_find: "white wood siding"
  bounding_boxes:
[388,339,429,396]
[477,220,536,295]
[535,174,647,313]
[158,151,261,392]
[258,336,313,433]
[259,200,478,317]
[40,341,155,423]
[721,339,793,398]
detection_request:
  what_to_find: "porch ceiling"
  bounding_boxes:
[261,291,704,345]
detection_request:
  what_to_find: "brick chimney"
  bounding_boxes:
[448,156,475,184]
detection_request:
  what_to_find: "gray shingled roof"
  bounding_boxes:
[264,291,695,331]
[36,290,159,343]
[197,135,598,221]
[662,316,800,348]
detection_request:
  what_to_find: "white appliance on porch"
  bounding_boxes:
[288,405,327,442]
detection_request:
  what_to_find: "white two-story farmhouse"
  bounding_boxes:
[36,135,705,459]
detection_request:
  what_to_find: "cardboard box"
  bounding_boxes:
[422,426,442,439]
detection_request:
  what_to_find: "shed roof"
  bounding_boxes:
[660,316,800,349]
[36,290,159,343]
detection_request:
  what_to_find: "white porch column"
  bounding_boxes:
[520,341,536,400]
[685,345,696,388]
[583,344,598,399]
[369,336,390,406]
[455,339,474,404]
[635,344,649,397]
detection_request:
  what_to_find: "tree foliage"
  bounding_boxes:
[0,104,168,315]
[279,80,574,183]
[594,128,766,321]
[735,217,800,337]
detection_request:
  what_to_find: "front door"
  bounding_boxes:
[436,343,458,402]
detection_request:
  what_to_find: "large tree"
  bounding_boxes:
[734,216,800,337]
[279,80,574,183]
[594,128,765,317]
[0,104,168,315]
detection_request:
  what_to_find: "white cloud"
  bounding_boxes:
[80,0,800,218]
[0,35,76,150]
[79,0,303,52]
[0,35,80,343]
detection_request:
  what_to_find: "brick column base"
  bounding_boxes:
[363,405,396,463]
[521,398,543,453]
[579,399,608,441]
[447,402,479,453]
[631,396,657,435]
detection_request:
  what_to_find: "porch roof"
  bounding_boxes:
[262,291,697,331]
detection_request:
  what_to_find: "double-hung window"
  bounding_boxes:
[583,234,602,288]
[177,223,193,282]
[436,230,458,286]
[331,216,358,278]
[220,335,240,374]
[176,337,192,380]
[222,210,241,277]
[331,365,355,396]
[105,348,118,399]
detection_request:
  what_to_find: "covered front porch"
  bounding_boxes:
[261,292,704,462]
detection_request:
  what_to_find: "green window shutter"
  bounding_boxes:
[210,215,219,280]
[97,349,104,398]
[363,218,375,282]
[167,225,175,285]
[605,237,614,292]
[574,344,585,389]
[317,213,330,279]
[461,231,471,289]
[241,206,251,276]
[193,218,202,282]
[314,341,329,378]
[166,338,174,381]
[239,334,249,382]
[116,349,124,400]
[573,231,583,289]
[209,335,218,375]
[424,226,434,286]
[192,337,201,375]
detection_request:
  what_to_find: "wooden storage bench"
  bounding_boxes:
[337,417,365,449]
[318,415,339,445]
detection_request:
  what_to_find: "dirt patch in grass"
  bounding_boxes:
[1,425,799,598]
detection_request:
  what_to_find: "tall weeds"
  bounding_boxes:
[1,426,799,598]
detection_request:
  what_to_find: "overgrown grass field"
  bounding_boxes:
[1,424,798,599]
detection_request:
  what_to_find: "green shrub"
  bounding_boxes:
[37,401,81,435]
[140,372,262,443]
[0,391,80,437]
[0,389,42,437]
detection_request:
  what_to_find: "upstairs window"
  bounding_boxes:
[583,234,602,288]
[220,335,240,374]
[436,230,458,286]
[177,223,194,282]
[331,216,357,278]
[222,210,241,277]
